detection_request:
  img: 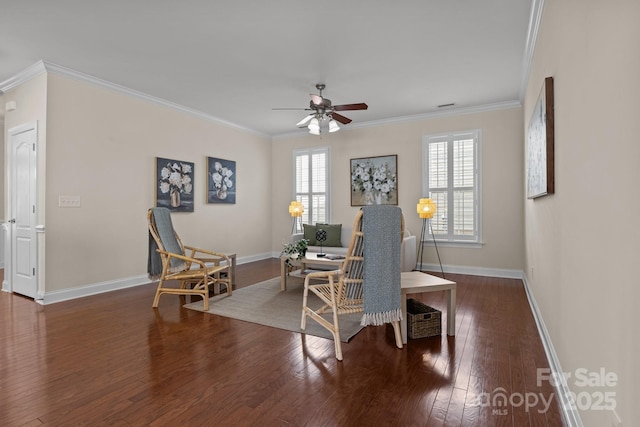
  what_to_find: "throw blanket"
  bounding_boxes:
[361,205,402,326]
[148,207,186,280]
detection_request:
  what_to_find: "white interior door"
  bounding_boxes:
[9,122,38,298]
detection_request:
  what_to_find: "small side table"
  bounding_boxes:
[213,253,236,294]
[280,253,343,291]
[401,271,456,344]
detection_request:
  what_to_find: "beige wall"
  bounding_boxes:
[272,106,525,273]
[524,0,640,424]
[3,70,525,297]
[29,73,271,292]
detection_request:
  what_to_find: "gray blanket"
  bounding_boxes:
[148,207,186,279]
[360,205,402,326]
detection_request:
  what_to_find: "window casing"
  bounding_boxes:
[293,147,330,226]
[422,130,481,244]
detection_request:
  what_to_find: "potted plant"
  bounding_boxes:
[280,239,309,271]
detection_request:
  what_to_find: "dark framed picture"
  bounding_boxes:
[207,157,236,204]
[156,157,194,212]
[527,76,555,199]
[350,154,398,206]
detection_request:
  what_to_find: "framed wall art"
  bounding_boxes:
[526,76,555,199]
[156,157,194,212]
[207,157,236,204]
[350,154,398,206]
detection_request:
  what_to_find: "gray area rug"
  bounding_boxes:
[183,277,364,342]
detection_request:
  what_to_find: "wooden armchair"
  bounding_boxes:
[301,209,403,360]
[147,207,231,310]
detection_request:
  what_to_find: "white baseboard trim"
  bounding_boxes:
[522,273,583,427]
[37,274,152,305]
[418,262,523,280]
[237,252,272,265]
[33,252,274,305]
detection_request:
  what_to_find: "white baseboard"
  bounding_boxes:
[35,252,274,305]
[37,274,152,305]
[419,262,523,279]
[237,252,272,265]
[522,273,583,427]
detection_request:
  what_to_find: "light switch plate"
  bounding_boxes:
[59,195,81,208]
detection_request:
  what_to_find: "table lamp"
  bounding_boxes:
[289,201,304,234]
[315,228,327,257]
[416,198,445,277]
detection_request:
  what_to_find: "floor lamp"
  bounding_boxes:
[416,198,445,278]
[289,201,304,234]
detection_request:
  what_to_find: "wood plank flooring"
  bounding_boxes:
[0,260,565,426]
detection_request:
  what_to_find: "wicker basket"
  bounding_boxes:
[407,298,441,339]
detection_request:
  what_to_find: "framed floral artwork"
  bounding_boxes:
[350,155,398,206]
[156,157,194,212]
[527,76,555,199]
[207,157,236,204]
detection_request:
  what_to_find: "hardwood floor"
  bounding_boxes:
[0,260,565,426]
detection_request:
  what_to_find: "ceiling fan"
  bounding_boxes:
[274,84,368,134]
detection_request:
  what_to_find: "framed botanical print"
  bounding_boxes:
[156,157,194,212]
[526,76,555,199]
[350,155,398,206]
[207,157,236,204]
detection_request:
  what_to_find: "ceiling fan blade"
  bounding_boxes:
[296,114,314,126]
[331,112,352,125]
[333,103,368,111]
[273,108,312,110]
[310,94,323,105]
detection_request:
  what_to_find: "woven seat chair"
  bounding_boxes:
[301,210,403,360]
[147,207,231,311]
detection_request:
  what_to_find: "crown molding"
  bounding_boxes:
[519,0,546,100]
[42,61,269,137]
[0,60,47,94]
[352,100,522,130]
[0,60,269,138]
[4,57,528,140]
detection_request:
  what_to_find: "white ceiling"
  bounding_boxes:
[0,0,533,137]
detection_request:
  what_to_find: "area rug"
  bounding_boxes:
[183,277,364,342]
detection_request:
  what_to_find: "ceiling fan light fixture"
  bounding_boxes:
[274,84,366,133]
[308,117,320,131]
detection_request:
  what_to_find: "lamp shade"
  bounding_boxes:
[288,201,304,217]
[328,119,340,133]
[308,117,320,131]
[417,198,437,219]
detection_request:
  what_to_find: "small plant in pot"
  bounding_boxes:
[280,239,309,271]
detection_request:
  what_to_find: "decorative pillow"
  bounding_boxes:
[302,224,317,245]
[316,223,342,247]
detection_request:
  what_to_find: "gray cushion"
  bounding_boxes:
[303,224,317,245]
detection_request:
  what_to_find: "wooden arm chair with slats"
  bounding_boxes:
[300,210,403,360]
[147,207,231,311]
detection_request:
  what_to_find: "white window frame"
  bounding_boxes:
[292,146,331,227]
[421,129,482,247]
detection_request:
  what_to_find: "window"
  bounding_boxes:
[293,147,330,226]
[422,130,481,244]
